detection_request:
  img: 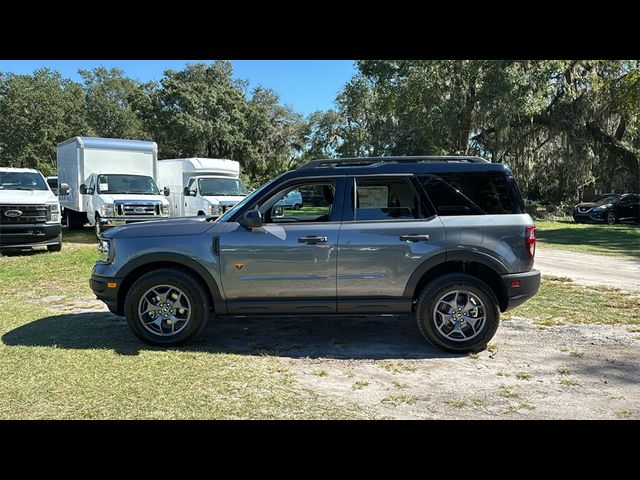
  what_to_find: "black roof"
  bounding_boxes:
[284,156,511,179]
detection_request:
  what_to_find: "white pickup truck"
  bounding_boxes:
[57,137,171,236]
[157,158,248,218]
[0,167,69,252]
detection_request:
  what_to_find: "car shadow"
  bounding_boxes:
[0,248,50,257]
[1,311,459,359]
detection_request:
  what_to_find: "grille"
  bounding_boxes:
[115,203,160,216]
[0,204,49,224]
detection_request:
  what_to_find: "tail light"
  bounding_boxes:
[525,225,536,259]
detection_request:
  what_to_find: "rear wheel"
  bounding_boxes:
[606,211,617,225]
[124,268,210,346]
[415,273,500,353]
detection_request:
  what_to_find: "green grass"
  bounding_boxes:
[376,360,417,374]
[535,218,640,258]
[0,228,368,419]
[352,380,369,390]
[444,399,467,409]
[382,394,418,406]
[504,275,640,326]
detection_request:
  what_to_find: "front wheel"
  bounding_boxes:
[606,211,617,225]
[95,214,103,237]
[124,268,210,346]
[47,242,62,252]
[415,273,500,353]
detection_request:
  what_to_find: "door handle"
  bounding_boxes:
[400,234,430,242]
[298,236,328,244]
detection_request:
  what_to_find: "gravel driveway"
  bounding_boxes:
[535,246,640,290]
[204,313,640,419]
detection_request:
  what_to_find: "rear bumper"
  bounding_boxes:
[90,270,123,315]
[0,223,61,248]
[501,269,541,311]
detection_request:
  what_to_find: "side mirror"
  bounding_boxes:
[59,183,70,196]
[272,204,284,218]
[241,209,262,229]
[79,184,87,195]
[184,187,196,197]
[163,186,171,196]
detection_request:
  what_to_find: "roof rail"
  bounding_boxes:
[299,156,490,169]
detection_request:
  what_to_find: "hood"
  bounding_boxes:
[202,195,245,206]
[0,189,56,204]
[102,216,222,239]
[100,194,169,204]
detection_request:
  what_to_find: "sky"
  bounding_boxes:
[0,60,356,116]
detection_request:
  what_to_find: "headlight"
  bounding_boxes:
[100,203,114,217]
[207,204,221,216]
[162,204,170,216]
[97,240,111,263]
[46,202,60,223]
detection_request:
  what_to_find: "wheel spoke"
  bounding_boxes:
[433,289,486,342]
[139,284,191,337]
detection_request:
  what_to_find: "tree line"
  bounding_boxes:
[1,60,638,201]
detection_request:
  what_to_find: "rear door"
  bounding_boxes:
[336,175,446,313]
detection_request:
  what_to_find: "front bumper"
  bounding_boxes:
[501,269,541,311]
[99,215,170,230]
[90,269,123,315]
[0,223,61,248]
[573,210,605,223]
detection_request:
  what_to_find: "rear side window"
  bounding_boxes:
[418,172,523,215]
[353,177,432,221]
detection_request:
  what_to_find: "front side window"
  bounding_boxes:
[259,181,336,224]
[97,174,160,195]
[353,177,428,221]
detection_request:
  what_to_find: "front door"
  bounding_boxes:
[336,176,447,313]
[184,177,199,216]
[84,174,96,217]
[219,178,344,314]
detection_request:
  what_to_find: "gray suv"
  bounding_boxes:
[91,156,540,353]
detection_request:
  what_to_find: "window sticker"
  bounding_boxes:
[358,186,388,208]
[99,183,109,191]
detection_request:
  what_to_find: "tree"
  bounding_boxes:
[0,69,87,175]
[80,67,149,140]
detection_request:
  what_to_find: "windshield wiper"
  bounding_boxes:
[11,187,39,191]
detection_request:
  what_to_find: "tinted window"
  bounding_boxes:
[354,177,427,221]
[198,178,248,196]
[419,172,522,215]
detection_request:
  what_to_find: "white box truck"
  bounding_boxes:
[157,158,248,217]
[57,137,171,236]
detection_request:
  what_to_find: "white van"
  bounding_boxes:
[157,158,248,217]
[0,167,68,252]
[57,137,171,236]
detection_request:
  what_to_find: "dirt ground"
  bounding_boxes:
[536,247,640,290]
[83,300,638,419]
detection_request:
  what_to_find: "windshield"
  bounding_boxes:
[0,172,48,191]
[592,195,620,205]
[198,178,248,196]
[97,174,160,195]
[215,178,277,223]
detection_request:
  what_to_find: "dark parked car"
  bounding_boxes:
[573,193,640,225]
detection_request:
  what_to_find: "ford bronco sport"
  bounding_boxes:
[91,156,541,353]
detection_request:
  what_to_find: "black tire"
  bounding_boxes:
[94,214,103,237]
[124,268,210,346]
[47,242,62,252]
[293,203,302,210]
[606,210,617,225]
[415,273,500,353]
